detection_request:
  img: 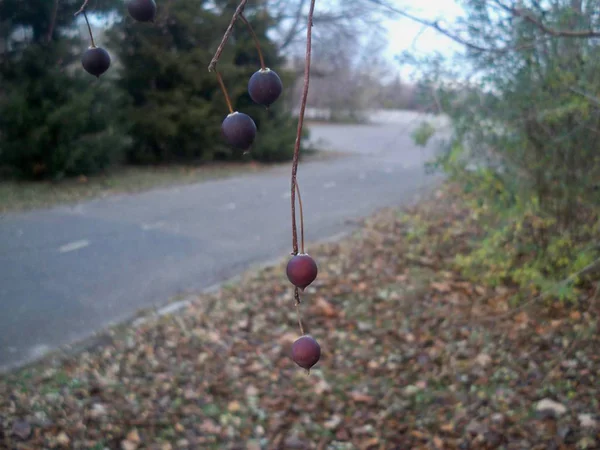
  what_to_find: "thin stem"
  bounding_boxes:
[82,11,96,48]
[240,14,266,70]
[295,296,305,335]
[295,180,305,254]
[46,0,59,43]
[208,0,249,72]
[290,0,316,256]
[74,0,90,16]
[216,70,234,114]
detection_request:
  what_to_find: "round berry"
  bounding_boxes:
[248,68,283,107]
[221,111,257,150]
[127,0,157,23]
[286,253,318,290]
[81,46,111,78]
[291,335,321,371]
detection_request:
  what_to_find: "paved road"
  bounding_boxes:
[0,113,446,372]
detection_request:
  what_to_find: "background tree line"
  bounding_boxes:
[410,0,600,300]
[0,0,301,180]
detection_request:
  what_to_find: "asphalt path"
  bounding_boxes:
[0,113,447,372]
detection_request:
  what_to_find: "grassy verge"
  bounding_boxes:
[0,151,340,214]
[0,182,598,449]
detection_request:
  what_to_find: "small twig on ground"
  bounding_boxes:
[538,282,599,386]
[208,0,250,72]
[295,300,305,335]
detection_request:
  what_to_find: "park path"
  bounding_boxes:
[0,112,446,372]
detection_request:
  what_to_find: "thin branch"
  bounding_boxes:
[493,0,600,38]
[74,0,90,16]
[82,11,95,48]
[216,70,234,114]
[295,180,305,254]
[208,0,249,72]
[240,14,266,70]
[46,0,59,43]
[290,0,316,256]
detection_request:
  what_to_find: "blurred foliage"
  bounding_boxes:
[0,0,127,180]
[409,0,600,300]
[0,0,301,180]
[110,0,299,165]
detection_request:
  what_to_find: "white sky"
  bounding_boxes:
[381,0,465,79]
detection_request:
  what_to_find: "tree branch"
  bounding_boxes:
[46,0,59,43]
[208,0,249,72]
[74,0,90,16]
[493,0,600,38]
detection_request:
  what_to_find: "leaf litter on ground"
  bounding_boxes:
[0,182,598,449]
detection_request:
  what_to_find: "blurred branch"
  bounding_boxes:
[208,0,249,72]
[493,0,600,38]
[279,0,308,50]
[74,0,90,17]
[46,0,59,43]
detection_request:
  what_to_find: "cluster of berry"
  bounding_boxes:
[80,0,157,78]
[78,0,321,373]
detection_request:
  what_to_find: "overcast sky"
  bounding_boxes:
[381,0,464,79]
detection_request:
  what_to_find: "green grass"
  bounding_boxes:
[0,150,345,214]
[0,163,262,213]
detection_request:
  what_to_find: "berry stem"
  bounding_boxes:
[240,14,266,70]
[295,180,305,254]
[295,299,305,335]
[216,69,234,114]
[208,0,249,72]
[290,0,316,256]
[82,11,96,48]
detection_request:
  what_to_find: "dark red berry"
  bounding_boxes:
[221,111,257,150]
[291,335,321,371]
[248,68,283,107]
[127,0,157,22]
[286,253,318,290]
[81,46,111,78]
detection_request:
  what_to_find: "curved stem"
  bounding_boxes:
[290,0,316,256]
[240,14,266,70]
[216,70,234,114]
[82,11,96,48]
[295,180,305,254]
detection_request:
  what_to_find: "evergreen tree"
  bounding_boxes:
[111,0,299,164]
[0,0,127,179]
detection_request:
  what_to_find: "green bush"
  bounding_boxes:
[0,0,126,180]
[111,0,301,165]
[0,45,128,179]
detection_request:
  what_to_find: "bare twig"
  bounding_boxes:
[240,14,266,70]
[493,0,600,38]
[208,0,249,72]
[74,0,90,16]
[46,0,59,43]
[290,0,316,256]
